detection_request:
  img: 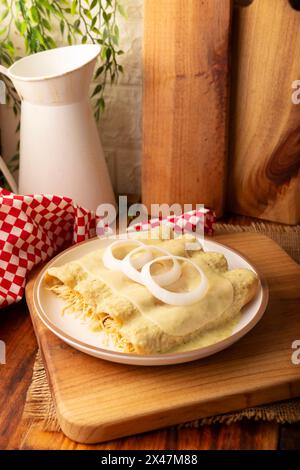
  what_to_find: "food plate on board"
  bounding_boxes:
[34,231,268,366]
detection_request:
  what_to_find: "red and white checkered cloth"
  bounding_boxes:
[126,209,215,236]
[0,188,96,308]
[0,187,215,308]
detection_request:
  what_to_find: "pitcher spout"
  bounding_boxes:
[2,45,101,106]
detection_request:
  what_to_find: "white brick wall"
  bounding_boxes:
[100,0,143,195]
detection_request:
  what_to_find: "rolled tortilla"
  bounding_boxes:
[45,236,258,354]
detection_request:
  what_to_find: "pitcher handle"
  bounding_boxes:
[0,156,18,193]
[0,65,9,77]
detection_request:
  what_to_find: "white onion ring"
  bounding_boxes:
[130,248,153,270]
[141,256,208,305]
[151,256,182,287]
[120,245,154,284]
[122,245,181,286]
[103,240,145,271]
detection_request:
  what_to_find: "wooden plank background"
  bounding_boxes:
[142,0,232,217]
[229,0,300,224]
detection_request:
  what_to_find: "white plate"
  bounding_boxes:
[34,237,269,366]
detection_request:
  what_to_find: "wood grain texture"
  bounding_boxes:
[0,297,281,451]
[8,418,279,450]
[0,301,38,450]
[142,0,232,217]
[2,215,298,450]
[24,232,300,444]
[229,0,300,224]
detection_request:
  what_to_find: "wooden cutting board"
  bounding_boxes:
[142,0,232,217]
[25,233,300,444]
[229,0,300,224]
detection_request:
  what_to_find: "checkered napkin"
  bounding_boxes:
[0,187,215,309]
[126,209,215,236]
[0,188,96,308]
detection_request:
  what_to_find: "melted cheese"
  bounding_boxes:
[45,236,257,354]
[75,248,234,337]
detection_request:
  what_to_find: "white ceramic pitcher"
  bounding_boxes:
[0,44,116,210]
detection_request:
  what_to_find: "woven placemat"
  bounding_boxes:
[215,221,300,264]
[23,221,300,432]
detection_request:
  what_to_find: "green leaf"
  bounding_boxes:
[98,97,105,112]
[34,28,46,48]
[67,33,72,45]
[3,41,14,54]
[103,27,108,40]
[91,16,97,28]
[74,19,81,29]
[105,48,111,61]
[100,46,107,60]
[91,27,101,35]
[117,4,127,18]
[71,0,77,15]
[94,109,100,122]
[36,3,46,14]
[81,35,87,44]
[60,19,65,35]
[118,64,123,73]
[102,11,111,22]
[42,18,52,31]
[90,0,97,9]
[39,0,52,12]
[30,6,39,23]
[112,35,119,46]
[0,51,12,66]
[83,9,92,20]
[28,35,38,52]
[95,64,105,78]
[0,26,7,35]
[0,8,8,22]
[46,36,57,48]
[91,84,102,97]
[15,20,27,35]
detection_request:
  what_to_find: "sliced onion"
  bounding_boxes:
[103,240,145,271]
[122,245,181,286]
[141,256,208,305]
[130,248,153,270]
[121,245,154,284]
[151,257,182,287]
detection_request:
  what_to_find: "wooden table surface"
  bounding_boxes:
[2,300,299,450]
[1,216,300,450]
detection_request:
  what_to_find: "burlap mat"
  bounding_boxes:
[23,221,300,432]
